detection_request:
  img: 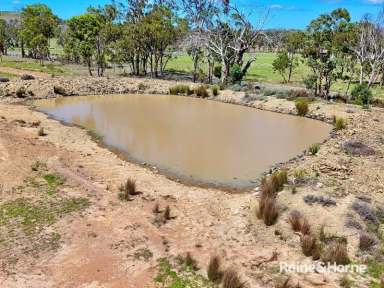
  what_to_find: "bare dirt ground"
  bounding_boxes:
[0,77,383,288]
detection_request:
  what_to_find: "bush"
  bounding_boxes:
[333,117,346,130]
[195,85,209,98]
[321,241,350,265]
[230,64,243,83]
[301,235,316,257]
[351,84,373,106]
[169,85,192,95]
[257,195,279,226]
[295,100,309,116]
[212,85,219,96]
[53,86,66,95]
[359,232,378,251]
[213,66,222,79]
[16,87,27,98]
[0,77,10,83]
[222,269,246,288]
[309,143,320,155]
[303,75,317,91]
[118,178,137,201]
[207,255,223,283]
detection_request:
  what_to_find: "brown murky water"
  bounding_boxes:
[37,94,332,188]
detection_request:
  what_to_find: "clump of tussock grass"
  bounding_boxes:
[37,127,46,136]
[152,202,160,214]
[289,89,310,99]
[333,116,347,130]
[164,205,171,221]
[295,100,309,116]
[359,232,378,251]
[257,195,279,226]
[195,85,209,98]
[321,240,350,265]
[352,200,379,224]
[207,255,223,283]
[309,143,320,155]
[212,85,220,96]
[184,252,199,270]
[222,268,247,288]
[118,178,137,201]
[300,234,317,257]
[288,210,311,235]
[16,86,27,98]
[169,84,192,95]
[53,86,66,95]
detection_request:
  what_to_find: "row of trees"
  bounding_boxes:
[1,1,384,97]
[272,9,384,98]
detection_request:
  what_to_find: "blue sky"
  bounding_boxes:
[1,0,384,29]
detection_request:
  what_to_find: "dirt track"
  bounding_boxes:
[0,80,383,287]
[0,66,50,78]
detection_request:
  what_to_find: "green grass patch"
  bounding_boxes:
[43,173,65,195]
[154,258,213,288]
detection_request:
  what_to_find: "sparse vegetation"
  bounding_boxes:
[295,100,309,116]
[212,85,219,96]
[164,205,171,221]
[300,235,317,257]
[321,241,350,265]
[53,86,66,95]
[222,268,247,288]
[16,86,27,98]
[257,195,279,226]
[169,84,192,95]
[359,232,378,251]
[37,127,46,136]
[207,255,223,283]
[288,210,311,235]
[195,85,209,98]
[309,143,320,155]
[118,178,137,201]
[333,116,347,130]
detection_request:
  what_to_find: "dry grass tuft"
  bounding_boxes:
[207,255,223,283]
[152,202,160,214]
[37,127,46,137]
[164,205,171,221]
[118,178,137,201]
[222,268,247,288]
[300,235,316,257]
[321,241,350,265]
[288,210,311,235]
[359,232,378,251]
[257,196,279,226]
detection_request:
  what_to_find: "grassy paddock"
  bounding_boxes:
[165,52,384,99]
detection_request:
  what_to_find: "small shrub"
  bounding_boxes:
[339,275,354,288]
[213,65,222,79]
[322,241,350,265]
[293,169,306,181]
[152,202,160,214]
[309,143,320,155]
[198,68,206,82]
[303,195,337,207]
[184,252,198,270]
[295,100,309,116]
[118,178,137,201]
[352,200,379,224]
[37,127,46,136]
[169,85,192,95]
[351,84,373,106]
[16,87,27,98]
[195,85,209,98]
[138,83,146,91]
[222,269,247,288]
[301,235,316,257]
[359,232,378,251]
[53,86,66,95]
[207,255,223,283]
[212,85,219,96]
[164,205,171,221]
[333,117,346,130]
[303,75,317,91]
[230,64,243,83]
[257,196,279,226]
[0,77,10,83]
[288,210,304,232]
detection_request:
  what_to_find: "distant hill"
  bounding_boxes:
[0,11,20,23]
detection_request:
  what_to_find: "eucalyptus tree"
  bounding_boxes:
[302,8,351,97]
[20,4,59,63]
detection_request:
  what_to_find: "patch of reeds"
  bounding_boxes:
[169,84,192,95]
[195,85,209,98]
[118,178,137,201]
[295,100,309,116]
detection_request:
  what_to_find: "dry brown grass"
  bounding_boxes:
[152,202,160,214]
[207,255,223,283]
[321,241,350,265]
[300,235,316,257]
[359,232,378,251]
[37,127,46,137]
[222,269,247,288]
[257,196,279,226]
[118,178,137,201]
[288,210,311,235]
[164,205,171,221]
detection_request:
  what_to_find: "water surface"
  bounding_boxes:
[37,94,332,188]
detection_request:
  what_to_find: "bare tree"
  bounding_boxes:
[352,12,384,87]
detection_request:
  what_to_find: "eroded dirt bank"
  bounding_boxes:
[0,77,384,288]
